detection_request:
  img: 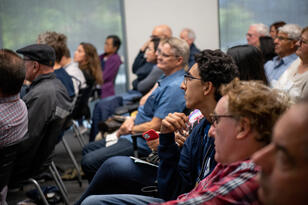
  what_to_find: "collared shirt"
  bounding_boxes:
[161,160,261,205]
[265,53,298,83]
[121,69,186,152]
[0,94,28,147]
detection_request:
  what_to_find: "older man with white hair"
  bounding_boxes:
[180,28,200,67]
[246,23,269,47]
[265,24,302,83]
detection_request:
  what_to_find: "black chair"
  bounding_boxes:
[0,138,26,203]
[9,117,70,205]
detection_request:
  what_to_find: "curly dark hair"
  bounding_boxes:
[194,49,239,101]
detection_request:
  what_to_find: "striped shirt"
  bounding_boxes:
[161,160,261,205]
[0,94,28,147]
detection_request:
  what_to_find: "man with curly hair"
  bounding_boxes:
[80,78,290,205]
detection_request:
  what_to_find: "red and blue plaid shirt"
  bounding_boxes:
[160,160,261,205]
[0,94,28,147]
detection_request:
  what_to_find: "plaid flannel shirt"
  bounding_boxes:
[0,94,28,147]
[160,160,261,205]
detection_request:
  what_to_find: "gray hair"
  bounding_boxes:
[251,23,269,36]
[161,37,190,67]
[182,28,196,41]
[278,24,302,40]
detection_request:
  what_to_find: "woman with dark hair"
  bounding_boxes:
[74,42,103,88]
[227,44,269,85]
[270,21,286,39]
[259,36,277,63]
[99,35,122,99]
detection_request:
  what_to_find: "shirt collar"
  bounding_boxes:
[157,68,185,87]
[0,94,19,103]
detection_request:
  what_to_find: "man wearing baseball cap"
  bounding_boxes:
[11,44,72,181]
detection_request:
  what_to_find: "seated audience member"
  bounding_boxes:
[80,79,290,205]
[265,24,302,83]
[14,44,72,178]
[269,21,286,39]
[273,26,308,102]
[37,31,75,100]
[252,95,308,205]
[81,37,188,180]
[99,35,122,99]
[75,49,239,204]
[89,37,163,142]
[74,42,103,89]
[180,28,200,67]
[246,23,269,48]
[132,24,172,73]
[0,49,28,204]
[227,44,269,84]
[259,36,277,63]
[37,31,87,96]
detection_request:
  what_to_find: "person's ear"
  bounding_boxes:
[33,61,40,73]
[203,81,213,96]
[236,117,251,140]
[176,56,183,66]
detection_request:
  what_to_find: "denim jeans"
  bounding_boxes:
[81,138,151,180]
[76,156,157,205]
[81,194,164,205]
[89,96,123,142]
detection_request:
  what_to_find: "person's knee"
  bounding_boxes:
[102,156,133,177]
[81,195,99,205]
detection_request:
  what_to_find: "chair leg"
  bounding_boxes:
[62,138,83,187]
[72,120,86,147]
[49,162,69,205]
[28,178,49,205]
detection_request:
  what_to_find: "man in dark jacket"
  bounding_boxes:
[12,44,72,181]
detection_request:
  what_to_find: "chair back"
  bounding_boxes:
[0,137,27,190]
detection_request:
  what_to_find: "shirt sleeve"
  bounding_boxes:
[158,127,200,201]
[161,165,259,205]
[153,85,186,120]
[132,51,146,73]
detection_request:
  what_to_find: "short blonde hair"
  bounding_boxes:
[221,78,290,144]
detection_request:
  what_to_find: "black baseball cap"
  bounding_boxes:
[16,44,56,66]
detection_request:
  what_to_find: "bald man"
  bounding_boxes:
[132,24,172,73]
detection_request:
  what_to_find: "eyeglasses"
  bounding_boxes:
[156,49,177,58]
[183,73,202,85]
[209,113,235,127]
[298,37,308,45]
[275,36,294,41]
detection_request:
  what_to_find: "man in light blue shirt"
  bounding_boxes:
[81,37,189,180]
[265,24,302,84]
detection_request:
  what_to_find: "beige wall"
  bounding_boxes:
[124,0,219,87]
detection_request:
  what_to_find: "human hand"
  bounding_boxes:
[117,117,135,137]
[140,39,151,52]
[175,129,189,148]
[160,112,188,134]
[146,138,159,151]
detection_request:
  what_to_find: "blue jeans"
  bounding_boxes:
[76,156,157,205]
[89,96,123,142]
[81,138,151,180]
[81,194,164,205]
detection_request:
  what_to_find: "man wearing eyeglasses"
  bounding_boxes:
[265,24,302,84]
[272,26,308,102]
[246,23,269,47]
[81,37,188,181]
[80,79,290,205]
